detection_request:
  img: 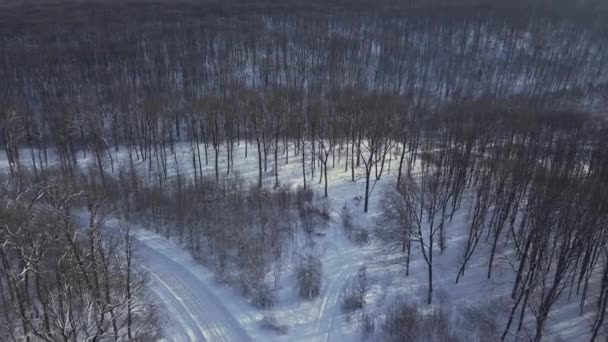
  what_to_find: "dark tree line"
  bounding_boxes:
[377,103,608,341]
[1,1,606,196]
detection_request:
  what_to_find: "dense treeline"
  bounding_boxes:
[374,106,608,341]
[1,1,607,179]
[118,170,331,308]
[1,1,608,341]
[1,0,606,202]
[0,173,161,341]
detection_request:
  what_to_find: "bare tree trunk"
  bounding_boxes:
[257,136,263,188]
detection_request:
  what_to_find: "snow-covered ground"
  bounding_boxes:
[0,142,597,341]
[134,227,253,342]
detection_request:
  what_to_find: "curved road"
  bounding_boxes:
[133,232,252,342]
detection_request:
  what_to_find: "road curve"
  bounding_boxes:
[132,237,252,342]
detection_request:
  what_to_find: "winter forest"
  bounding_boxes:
[1,0,608,341]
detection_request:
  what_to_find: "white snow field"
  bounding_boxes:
[0,142,597,341]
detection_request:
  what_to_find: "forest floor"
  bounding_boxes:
[0,142,597,341]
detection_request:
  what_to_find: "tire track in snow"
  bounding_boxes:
[135,238,252,342]
[172,274,234,341]
[314,264,354,342]
[147,270,205,342]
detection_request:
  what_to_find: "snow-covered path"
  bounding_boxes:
[314,263,353,342]
[75,213,252,341]
[138,241,251,342]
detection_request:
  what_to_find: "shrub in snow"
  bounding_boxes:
[375,297,501,342]
[341,203,369,244]
[252,282,276,309]
[301,209,318,236]
[341,203,353,231]
[360,310,375,340]
[455,302,500,342]
[275,185,293,211]
[419,309,452,342]
[296,254,322,300]
[298,192,327,218]
[299,196,330,236]
[237,262,276,309]
[319,197,331,221]
[377,300,457,342]
[260,314,288,335]
[379,300,419,341]
[350,226,370,245]
[295,186,314,210]
[340,266,369,312]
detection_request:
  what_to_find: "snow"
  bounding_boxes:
[1,141,598,341]
[135,229,252,342]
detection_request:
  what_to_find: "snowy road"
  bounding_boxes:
[77,214,250,341]
[133,231,252,342]
[314,264,353,342]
